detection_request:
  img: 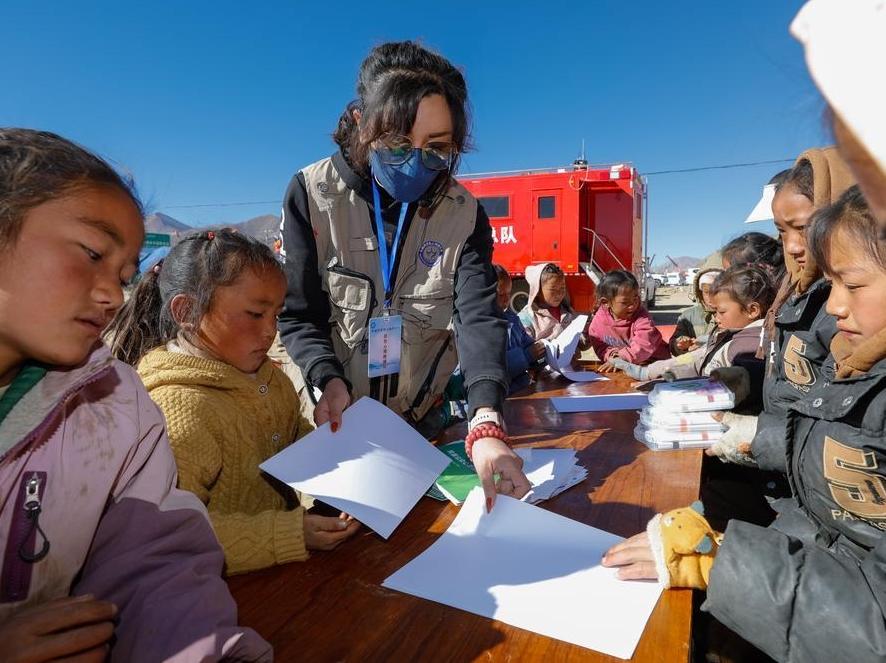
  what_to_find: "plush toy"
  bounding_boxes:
[647,501,723,589]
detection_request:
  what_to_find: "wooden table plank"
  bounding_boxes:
[228,369,701,662]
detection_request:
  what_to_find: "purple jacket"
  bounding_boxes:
[0,345,271,662]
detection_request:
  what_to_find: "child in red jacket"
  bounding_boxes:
[588,270,670,372]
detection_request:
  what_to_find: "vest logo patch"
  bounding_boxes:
[418,240,444,268]
[783,334,815,388]
[823,436,886,523]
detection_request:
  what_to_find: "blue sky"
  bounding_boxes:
[2,0,827,259]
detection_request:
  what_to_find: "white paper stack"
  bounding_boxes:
[636,379,733,451]
[515,448,588,504]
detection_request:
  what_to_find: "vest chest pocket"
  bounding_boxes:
[397,289,455,342]
[326,267,375,346]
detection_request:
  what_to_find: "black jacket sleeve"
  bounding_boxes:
[704,518,886,663]
[453,205,509,417]
[277,172,348,391]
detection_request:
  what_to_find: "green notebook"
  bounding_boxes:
[426,440,480,505]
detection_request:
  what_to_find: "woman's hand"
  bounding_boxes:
[0,595,117,663]
[472,437,531,512]
[304,512,360,551]
[601,531,660,581]
[314,378,352,432]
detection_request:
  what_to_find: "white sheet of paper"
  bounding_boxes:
[551,393,649,413]
[541,315,608,383]
[259,397,450,539]
[559,367,608,383]
[543,315,588,371]
[383,488,663,659]
[551,314,588,369]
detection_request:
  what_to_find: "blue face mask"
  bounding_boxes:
[370,148,440,203]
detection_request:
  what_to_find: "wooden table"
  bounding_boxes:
[228,369,702,662]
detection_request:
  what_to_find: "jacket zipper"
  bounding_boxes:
[0,362,111,603]
[1,471,49,603]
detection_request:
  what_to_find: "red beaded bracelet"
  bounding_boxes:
[465,424,509,460]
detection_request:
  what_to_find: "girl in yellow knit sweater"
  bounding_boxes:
[107,229,359,574]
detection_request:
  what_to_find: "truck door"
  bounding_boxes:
[531,189,561,263]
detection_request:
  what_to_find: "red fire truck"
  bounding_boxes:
[459,160,653,313]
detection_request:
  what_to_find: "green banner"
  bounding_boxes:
[143,232,171,248]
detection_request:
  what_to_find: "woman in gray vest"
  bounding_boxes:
[278,41,529,508]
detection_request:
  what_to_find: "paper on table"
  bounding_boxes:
[542,315,608,381]
[259,397,450,539]
[559,367,608,383]
[551,393,649,413]
[383,488,664,659]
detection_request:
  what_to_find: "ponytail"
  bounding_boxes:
[107,268,167,366]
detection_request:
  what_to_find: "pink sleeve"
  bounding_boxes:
[619,311,667,364]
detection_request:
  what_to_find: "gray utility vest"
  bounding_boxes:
[301,157,477,423]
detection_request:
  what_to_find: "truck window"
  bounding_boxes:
[538,196,556,219]
[478,196,510,218]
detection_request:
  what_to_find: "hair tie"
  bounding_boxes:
[152,262,162,274]
[206,231,215,240]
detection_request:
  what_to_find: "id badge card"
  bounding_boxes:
[368,314,402,378]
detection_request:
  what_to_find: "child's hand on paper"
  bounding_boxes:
[472,438,531,512]
[529,341,546,361]
[674,336,694,352]
[0,594,117,663]
[304,512,360,551]
[601,532,659,581]
[314,378,352,433]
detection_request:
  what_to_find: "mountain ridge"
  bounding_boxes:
[143,212,279,245]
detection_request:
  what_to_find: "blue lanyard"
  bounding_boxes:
[371,181,408,309]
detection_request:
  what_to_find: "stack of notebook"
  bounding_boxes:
[633,378,735,451]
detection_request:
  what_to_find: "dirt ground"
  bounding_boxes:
[648,285,694,326]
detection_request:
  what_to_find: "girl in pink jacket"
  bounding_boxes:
[0,129,269,662]
[587,270,670,372]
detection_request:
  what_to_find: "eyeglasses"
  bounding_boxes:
[374,133,457,172]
